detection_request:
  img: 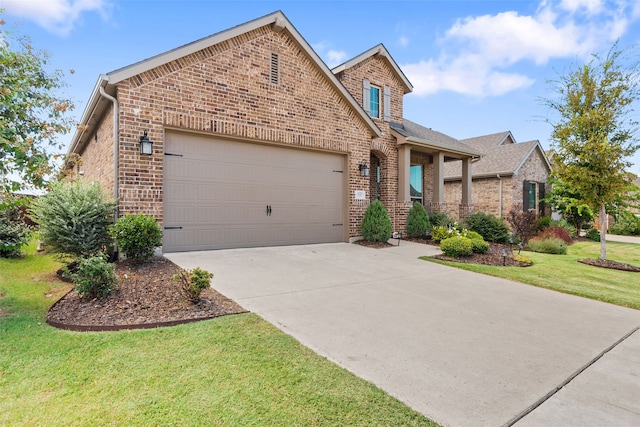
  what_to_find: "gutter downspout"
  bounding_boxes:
[497,174,503,217]
[98,85,119,223]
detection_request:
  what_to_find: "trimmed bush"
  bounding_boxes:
[440,236,473,258]
[470,238,489,254]
[110,214,162,262]
[361,200,392,242]
[460,230,483,241]
[535,226,573,245]
[405,202,430,238]
[174,267,213,303]
[31,181,115,259]
[0,199,31,258]
[464,212,510,243]
[585,228,601,242]
[69,256,118,299]
[512,253,534,266]
[528,237,568,255]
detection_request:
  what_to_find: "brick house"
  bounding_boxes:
[68,11,480,252]
[443,131,551,218]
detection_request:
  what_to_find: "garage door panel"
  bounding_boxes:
[163,131,345,252]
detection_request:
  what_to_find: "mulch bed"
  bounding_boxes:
[578,258,640,272]
[46,256,247,331]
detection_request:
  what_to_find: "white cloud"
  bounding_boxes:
[2,0,110,36]
[325,49,347,68]
[403,0,638,97]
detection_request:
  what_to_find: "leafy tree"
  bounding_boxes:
[545,177,594,233]
[0,16,75,192]
[544,43,640,259]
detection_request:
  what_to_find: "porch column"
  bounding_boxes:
[461,157,472,205]
[432,151,444,204]
[398,144,411,201]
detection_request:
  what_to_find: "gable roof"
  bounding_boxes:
[390,119,482,158]
[444,131,551,180]
[332,44,413,94]
[69,10,382,154]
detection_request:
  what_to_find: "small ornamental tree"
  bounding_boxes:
[405,201,430,238]
[110,214,162,262]
[506,205,538,244]
[31,181,115,259]
[544,42,640,259]
[361,200,392,242]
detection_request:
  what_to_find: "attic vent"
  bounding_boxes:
[270,52,279,85]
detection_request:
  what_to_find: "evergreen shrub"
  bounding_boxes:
[405,202,430,238]
[0,199,31,258]
[31,181,115,259]
[69,256,118,299]
[464,212,509,243]
[440,236,473,258]
[361,200,392,242]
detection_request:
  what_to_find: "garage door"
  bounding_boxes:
[163,131,346,252]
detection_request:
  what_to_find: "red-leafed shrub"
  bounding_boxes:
[535,226,573,245]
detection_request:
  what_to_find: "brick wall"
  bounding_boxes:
[84,25,381,238]
[77,104,115,197]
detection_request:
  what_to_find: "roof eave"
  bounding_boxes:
[444,171,515,181]
[397,133,482,158]
[68,75,111,155]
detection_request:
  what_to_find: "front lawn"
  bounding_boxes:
[1,243,436,426]
[423,241,640,310]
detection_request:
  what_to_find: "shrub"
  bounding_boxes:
[0,199,31,258]
[537,216,551,230]
[69,256,118,299]
[440,236,473,258]
[585,228,601,242]
[609,211,640,236]
[405,202,430,238]
[512,253,534,266]
[460,230,483,241]
[549,219,577,238]
[174,267,214,303]
[110,214,162,262]
[506,207,538,244]
[31,181,115,259]
[535,226,573,245]
[431,225,457,243]
[464,212,509,243]
[528,237,568,254]
[361,200,392,242]
[470,238,489,254]
[427,212,455,228]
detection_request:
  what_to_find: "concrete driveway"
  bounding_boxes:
[166,242,640,427]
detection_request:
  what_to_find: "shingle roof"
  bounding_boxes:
[444,132,550,180]
[390,120,482,157]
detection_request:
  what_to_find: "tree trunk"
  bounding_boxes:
[599,203,607,260]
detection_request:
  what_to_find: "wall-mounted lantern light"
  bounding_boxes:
[359,160,370,177]
[139,131,153,156]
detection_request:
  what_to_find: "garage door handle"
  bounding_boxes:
[164,226,183,230]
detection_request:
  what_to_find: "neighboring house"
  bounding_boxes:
[443,131,552,218]
[67,11,480,252]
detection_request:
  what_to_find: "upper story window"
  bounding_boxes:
[369,85,380,118]
[363,79,390,121]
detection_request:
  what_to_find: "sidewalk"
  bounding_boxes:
[606,234,640,244]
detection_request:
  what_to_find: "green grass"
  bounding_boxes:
[423,241,640,310]
[1,243,436,426]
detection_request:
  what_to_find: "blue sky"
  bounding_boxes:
[3,0,640,174]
